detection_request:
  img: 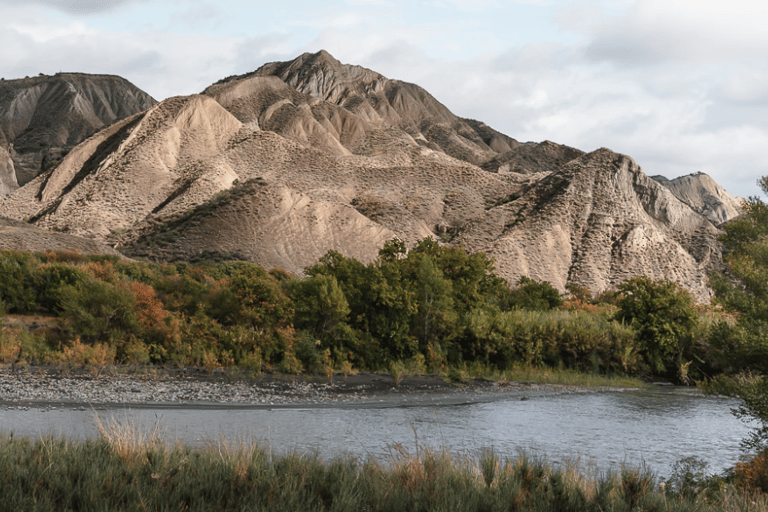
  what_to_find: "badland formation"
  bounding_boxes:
[0,51,743,301]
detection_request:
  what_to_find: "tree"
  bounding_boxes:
[58,278,140,343]
[615,276,699,376]
[413,256,455,348]
[710,176,768,374]
[505,277,563,311]
[709,176,768,452]
[290,274,351,346]
[211,264,293,329]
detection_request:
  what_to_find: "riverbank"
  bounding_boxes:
[0,365,624,409]
[0,425,761,512]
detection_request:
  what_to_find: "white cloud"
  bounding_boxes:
[0,0,146,14]
[0,0,766,199]
[583,0,768,65]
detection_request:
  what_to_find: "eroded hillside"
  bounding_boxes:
[0,51,741,300]
[0,73,156,192]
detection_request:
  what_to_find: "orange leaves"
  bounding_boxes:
[128,282,167,332]
[735,452,768,493]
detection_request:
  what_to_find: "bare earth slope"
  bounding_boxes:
[0,217,122,256]
[0,51,743,300]
[461,149,721,299]
[651,173,743,225]
[0,73,156,191]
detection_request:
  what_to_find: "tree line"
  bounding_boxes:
[0,236,728,383]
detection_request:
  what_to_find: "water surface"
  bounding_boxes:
[1,386,751,477]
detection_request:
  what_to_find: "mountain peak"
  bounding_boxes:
[0,52,743,302]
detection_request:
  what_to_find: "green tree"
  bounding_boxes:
[413,256,455,348]
[506,277,563,311]
[58,278,140,343]
[708,176,768,452]
[0,251,37,313]
[710,176,768,373]
[211,264,293,329]
[615,276,699,377]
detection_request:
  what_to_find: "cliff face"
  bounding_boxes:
[0,73,156,190]
[0,146,17,196]
[0,52,742,300]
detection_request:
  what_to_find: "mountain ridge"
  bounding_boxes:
[0,72,156,192]
[0,51,742,301]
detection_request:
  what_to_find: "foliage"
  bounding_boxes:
[2,432,762,512]
[710,177,768,374]
[735,450,768,494]
[504,276,563,311]
[464,308,639,372]
[57,278,139,343]
[708,177,768,455]
[615,276,699,377]
[0,246,731,381]
[0,251,36,312]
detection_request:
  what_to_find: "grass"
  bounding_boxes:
[460,361,648,389]
[0,421,764,511]
[499,366,649,388]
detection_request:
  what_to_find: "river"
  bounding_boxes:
[0,385,752,478]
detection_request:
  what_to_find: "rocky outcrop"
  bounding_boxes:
[461,149,720,300]
[0,73,156,191]
[0,146,17,196]
[651,172,743,225]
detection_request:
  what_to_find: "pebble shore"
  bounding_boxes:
[0,367,579,409]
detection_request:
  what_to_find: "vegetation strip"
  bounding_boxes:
[2,427,767,512]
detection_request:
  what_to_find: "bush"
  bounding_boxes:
[735,451,768,494]
[615,276,699,377]
[33,263,90,313]
[505,277,563,311]
[0,251,37,312]
[464,308,638,372]
[57,278,139,343]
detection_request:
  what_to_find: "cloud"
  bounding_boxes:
[581,0,768,66]
[0,0,146,15]
[0,0,765,199]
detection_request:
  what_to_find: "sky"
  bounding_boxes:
[1,0,766,199]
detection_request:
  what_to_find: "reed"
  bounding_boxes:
[0,423,764,511]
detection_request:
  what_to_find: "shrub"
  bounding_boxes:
[735,451,768,494]
[33,263,90,313]
[0,251,37,312]
[57,278,139,343]
[615,276,699,377]
[505,277,563,311]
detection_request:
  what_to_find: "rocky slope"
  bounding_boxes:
[461,150,721,299]
[651,172,743,225]
[0,217,122,256]
[0,73,156,193]
[0,51,742,300]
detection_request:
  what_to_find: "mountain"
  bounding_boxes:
[0,51,743,301]
[0,72,156,193]
[650,172,743,225]
[461,149,722,299]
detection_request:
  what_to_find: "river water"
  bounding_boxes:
[0,386,752,478]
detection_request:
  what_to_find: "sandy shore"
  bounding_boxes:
[0,366,590,409]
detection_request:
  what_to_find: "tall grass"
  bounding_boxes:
[0,423,765,511]
[500,365,648,388]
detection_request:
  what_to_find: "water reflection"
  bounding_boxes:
[0,387,752,477]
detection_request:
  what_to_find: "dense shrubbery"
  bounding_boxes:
[0,242,715,380]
